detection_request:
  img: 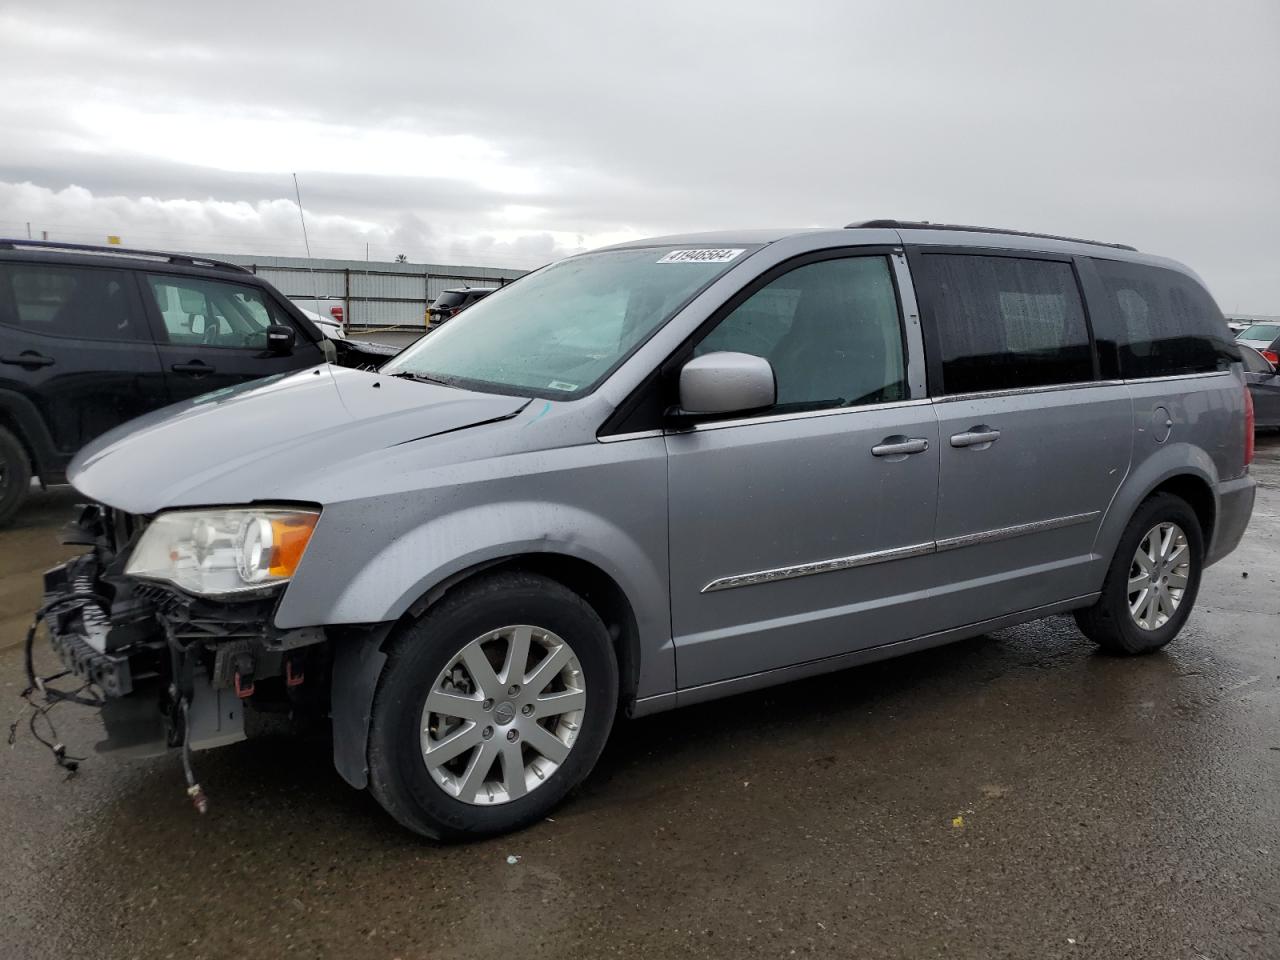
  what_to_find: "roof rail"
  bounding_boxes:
[845,220,1137,252]
[0,239,251,273]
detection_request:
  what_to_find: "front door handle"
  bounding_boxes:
[171,361,215,376]
[871,436,930,458]
[1,351,55,369]
[950,426,1001,448]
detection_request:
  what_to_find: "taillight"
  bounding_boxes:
[1244,385,1254,467]
[1262,349,1278,365]
[330,306,344,324]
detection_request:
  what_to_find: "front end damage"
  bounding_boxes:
[31,504,334,805]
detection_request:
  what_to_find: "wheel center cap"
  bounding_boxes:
[493,701,516,726]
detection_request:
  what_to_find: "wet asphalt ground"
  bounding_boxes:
[1,438,1277,960]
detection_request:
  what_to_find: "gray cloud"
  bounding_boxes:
[1,0,1277,307]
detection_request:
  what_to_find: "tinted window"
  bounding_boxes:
[695,256,906,411]
[1091,259,1236,377]
[433,292,466,309]
[146,276,284,349]
[918,255,1092,394]
[0,263,145,341]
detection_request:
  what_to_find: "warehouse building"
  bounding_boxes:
[209,253,529,328]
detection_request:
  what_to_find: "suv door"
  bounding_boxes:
[666,250,941,689]
[141,274,324,399]
[0,261,167,463]
[910,249,1132,620]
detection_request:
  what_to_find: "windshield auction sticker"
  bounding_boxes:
[657,248,745,264]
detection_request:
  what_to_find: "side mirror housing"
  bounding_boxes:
[678,351,776,417]
[265,323,296,355]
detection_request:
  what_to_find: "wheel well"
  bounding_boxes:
[1149,474,1215,544]
[404,554,643,707]
[0,409,37,479]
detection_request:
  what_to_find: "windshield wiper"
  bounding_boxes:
[388,371,457,386]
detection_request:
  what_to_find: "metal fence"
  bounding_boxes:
[206,253,528,328]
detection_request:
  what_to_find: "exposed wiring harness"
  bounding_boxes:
[12,594,109,773]
[17,591,213,814]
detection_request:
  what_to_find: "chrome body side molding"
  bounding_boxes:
[701,510,1102,593]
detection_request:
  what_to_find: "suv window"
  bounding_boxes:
[146,276,284,349]
[695,255,906,411]
[433,292,466,310]
[1091,259,1236,377]
[917,254,1093,395]
[0,263,145,341]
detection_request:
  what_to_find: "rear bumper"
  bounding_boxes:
[1207,474,1256,566]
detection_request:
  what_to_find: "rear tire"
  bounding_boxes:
[0,426,32,527]
[1074,493,1203,655]
[367,571,618,841]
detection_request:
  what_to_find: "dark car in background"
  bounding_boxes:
[0,240,383,525]
[426,286,496,330]
[1241,344,1280,429]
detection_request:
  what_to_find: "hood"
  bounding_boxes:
[70,366,529,514]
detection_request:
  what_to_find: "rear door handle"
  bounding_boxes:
[871,436,930,458]
[171,361,215,376]
[950,426,1001,448]
[1,351,55,369]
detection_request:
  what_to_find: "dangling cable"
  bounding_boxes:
[180,698,208,814]
[15,595,109,770]
[23,595,108,708]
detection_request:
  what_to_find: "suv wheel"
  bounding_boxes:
[1074,493,1204,655]
[0,426,32,527]
[367,571,618,840]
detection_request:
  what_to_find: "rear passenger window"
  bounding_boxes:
[0,264,145,341]
[695,256,907,412]
[1091,259,1237,377]
[916,255,1093,394]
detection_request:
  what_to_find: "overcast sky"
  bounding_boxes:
[1,1,1277,309]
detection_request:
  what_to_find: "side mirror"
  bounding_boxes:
[678,351,776,417]
[265,323,296,355]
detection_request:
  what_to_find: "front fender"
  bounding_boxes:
[277,498,674,699]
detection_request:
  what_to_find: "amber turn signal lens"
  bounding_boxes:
[268,514,319,577]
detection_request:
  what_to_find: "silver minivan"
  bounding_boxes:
[35,221,1256,839]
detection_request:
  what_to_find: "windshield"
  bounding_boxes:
[383,245,755,398]
[1239,323,1280,342]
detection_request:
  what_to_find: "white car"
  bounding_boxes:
[1236,321,1280,359]
[291,298,346,340]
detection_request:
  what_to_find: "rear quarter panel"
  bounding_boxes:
[1093,370,1245,566]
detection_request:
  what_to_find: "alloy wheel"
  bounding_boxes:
[420,624,586,805]
[1127,522,1191,631]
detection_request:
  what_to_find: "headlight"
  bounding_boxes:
[125,507,320,597]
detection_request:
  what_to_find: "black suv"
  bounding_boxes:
[0,240,378,525]
[426,286,496,330]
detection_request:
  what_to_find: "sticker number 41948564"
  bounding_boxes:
[657,248,745,264]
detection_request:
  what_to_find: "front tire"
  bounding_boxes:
[0,426,32,528]
[1074,493,1204,655]
[367,571,618,840]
